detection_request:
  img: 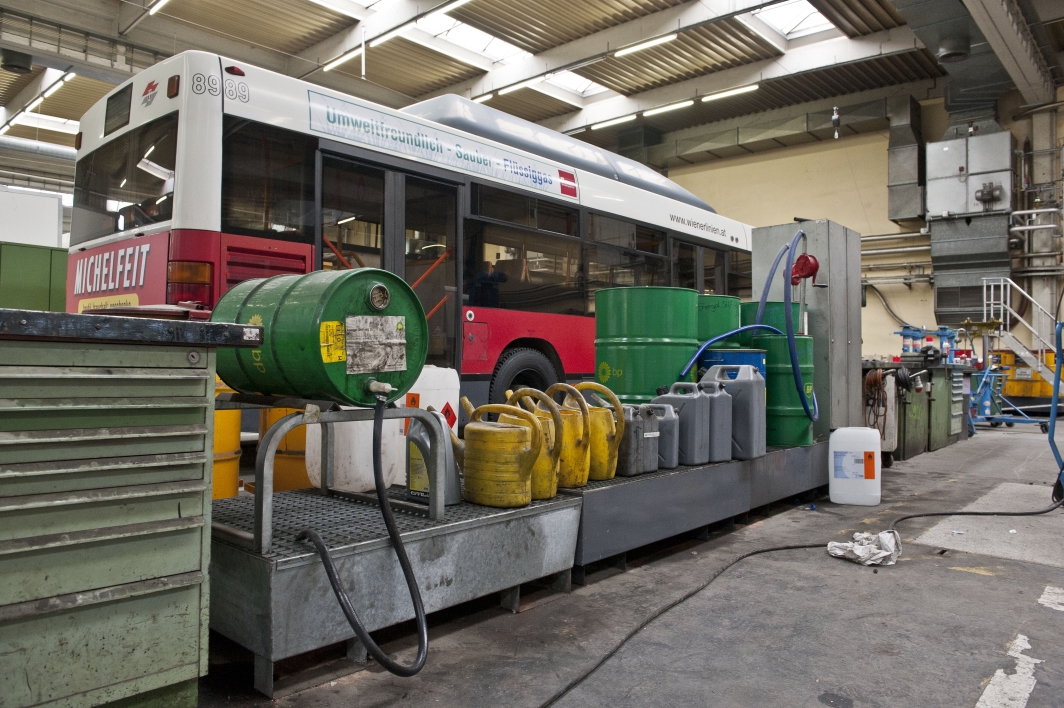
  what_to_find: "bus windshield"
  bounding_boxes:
[71,112,178,246]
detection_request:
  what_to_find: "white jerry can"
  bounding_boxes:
[828,427,882,506]
[306,366,460,493]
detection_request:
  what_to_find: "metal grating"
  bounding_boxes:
[213,488,569,560]
[158,0,354,56]
[574,19,782,96]
[580,50,944,146]
[478,88,578,123]
[449,0,689,54]
[335,36,485,98]
[806,0,907,37]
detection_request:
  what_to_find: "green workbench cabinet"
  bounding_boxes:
[0,309,261,708]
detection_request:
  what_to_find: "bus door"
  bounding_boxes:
[317,153,459,370]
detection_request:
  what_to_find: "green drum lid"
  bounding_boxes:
[212,269,427,407]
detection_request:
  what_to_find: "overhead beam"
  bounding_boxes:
[961,0,1055,105]
[0,68,64,126]
[422,0,784,101]
[540,26,923,133]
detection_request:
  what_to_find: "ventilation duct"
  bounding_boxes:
[887,94,924,223]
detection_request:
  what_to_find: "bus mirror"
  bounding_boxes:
[167,75,179,99]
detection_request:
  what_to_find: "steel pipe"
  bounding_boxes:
[860,232,925,242]
[861,245,932,256]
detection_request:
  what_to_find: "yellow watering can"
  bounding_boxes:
[567,382,625,482]
[452,399,542,508]
[543,383,591,488]
[505,388,564,500]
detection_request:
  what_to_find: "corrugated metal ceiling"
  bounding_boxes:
[40,75,114,121]
[580,49,944,145]
[449,0,688,53]
[574,19,782,96]
[477,88,577,123]
[0,66,41,106]
[160,0,353,56]
[805,0,906,37]
[341,37,485,98]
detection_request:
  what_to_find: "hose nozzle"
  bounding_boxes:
[366,380,396,397]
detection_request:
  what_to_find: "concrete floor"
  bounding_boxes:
[201,425,1064,707]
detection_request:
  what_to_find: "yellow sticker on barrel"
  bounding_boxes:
[320,321,346,363]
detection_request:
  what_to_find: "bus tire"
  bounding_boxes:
[489,347,559,403]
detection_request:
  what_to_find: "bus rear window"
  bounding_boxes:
[71,112,177,246]
[221,117,316,244]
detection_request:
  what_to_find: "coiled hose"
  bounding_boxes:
[297,397,429,676]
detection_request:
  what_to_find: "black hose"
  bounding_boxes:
[297,397,429,676]
[889,491,1064,531]
[865,283,912,328]
[537,543,826,708]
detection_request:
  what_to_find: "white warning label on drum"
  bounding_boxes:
[345,316,407,374]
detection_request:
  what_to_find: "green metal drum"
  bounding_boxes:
[595,286,698,404]
[697,294,740,349]
[753,333,813,447]
[739,301,802,346]
[211,269,427,407]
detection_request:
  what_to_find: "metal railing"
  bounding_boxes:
[1009,208,1063,238]
[983,277,1058,368]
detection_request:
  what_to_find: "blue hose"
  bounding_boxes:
[783,230,819,422]
[755,243,790,326]
[678,324,783,380]
[1049,321,1063,475]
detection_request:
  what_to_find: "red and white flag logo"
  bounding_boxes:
[558,169,577,198]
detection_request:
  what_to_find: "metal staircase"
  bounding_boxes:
[982,277,1058,381]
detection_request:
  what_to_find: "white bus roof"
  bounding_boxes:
[403,95,715,213]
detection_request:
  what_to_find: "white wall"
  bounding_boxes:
[0,186,63,248]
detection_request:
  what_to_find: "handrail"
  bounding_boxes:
[1009,208,1063,237]
[983,277,1058,366]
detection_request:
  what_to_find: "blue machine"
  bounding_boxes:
[894,325,958,363]
[970,367,1049,433]
[698,348,767,380]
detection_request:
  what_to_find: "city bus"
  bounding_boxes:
[67,50,753,414]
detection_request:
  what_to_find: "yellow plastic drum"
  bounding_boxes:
[213,377,242,499]
[259,408,312,491]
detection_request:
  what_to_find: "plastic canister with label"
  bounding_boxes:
[828,427,881,505]
[645,404,678,469]
[616,405,659,477]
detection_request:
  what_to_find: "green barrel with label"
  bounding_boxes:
[752,333,814,446]
[697,294,740,348]
[210,269,427,406]
[595,286,699,404]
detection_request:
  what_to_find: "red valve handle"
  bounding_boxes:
[791,253,819,286]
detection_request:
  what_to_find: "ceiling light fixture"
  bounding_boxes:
[615,34,677,58]
[701,84,759,102]
[643,100,694,117]
[370,27,410,47]
[323,46,365,71]
[428,0,474,18]
[337,215,357,225]
[591,114,637,130]
[25,96,43,112]
[472,93,493,103]
[148,0,172,15]
[499,77,545,95]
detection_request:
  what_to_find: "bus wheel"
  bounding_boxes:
[489,348,559,403]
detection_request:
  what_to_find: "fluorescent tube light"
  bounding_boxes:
[149,0,172,15]
[472,93,493,103]
[156,195,168,204]
[0,125,9,135]
[370,26,410,47]
[143,145,155,158]
[25,97,43,112]
[44,82,65,98]
[337,215,357,225]
[120,179,127,188]
[701,84,759,102]
[591,114,637,130]
[643,100,693,117]
[428,0,474,18]
[615,34,677,58]
[498,77,544,95]
[63,72,76,82]
[323,46,365,71]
